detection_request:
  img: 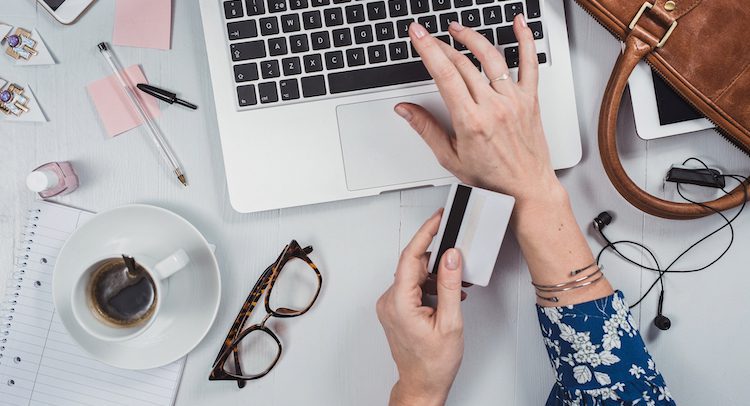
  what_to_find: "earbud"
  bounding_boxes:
[593,211,613,231]
[653,291,671,331]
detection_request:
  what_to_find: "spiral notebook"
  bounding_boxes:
[0,201,184,406]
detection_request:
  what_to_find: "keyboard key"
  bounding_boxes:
[234,63,259,82]
[528,21,544,39]
[328,60,431,94]
[396,18,414,38]
[268,37,288,55]
[303,54,323,72]
[367,44,388,63]
[504,2,523,22]
[258,82,279,103]
[409,0,429,14]
[267,0,287,12]
[526,0,541,19]
[537,52,546,64]
[301,75,327,97]
[439,12,458,31]
[388,0,408,17]
[259,17,280,35]
[504,46,519,67]
[237,84,257,106]
[302,10,323,29]
[375,22,395,41]
[460,9,480,27]
[281,14,301,32]
[333,0,351,3]
[367,1,387,20]
[227,20,258,40]
[353,25,373,44]
[311,31,331,49]
[388,41,409,60]
[312,0,330,6]
[454,38,466,51]
[290,34,310,52]
[325,50,345,69]
[282,56,302,75]
[346,47,366,66]
[410,41,419,57]
[477,28,494,44]
[261,60,281,78]
[332,28,353,46]
[475,0,492,4]
[466,53,480,68]
[224,1,244,19]
[432,0,450,11]
[231,41,266,61]
[280,79,300,100]
[417,15,438,33]
[436,35,451,45]
[345,4,365,23]
[290,0,308,9]
[482,6,502,25]
[324,7,344,26]
[245,0,266,15]
[453,0,472,7]
[496,26,516,44]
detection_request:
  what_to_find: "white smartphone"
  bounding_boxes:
[37,0,96,25]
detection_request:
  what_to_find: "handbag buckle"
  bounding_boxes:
[628,1,678,48]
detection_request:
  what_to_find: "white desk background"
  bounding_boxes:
[1,1,748,405]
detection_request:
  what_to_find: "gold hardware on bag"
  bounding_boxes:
[665,1,676,11]
[628,2,678,48]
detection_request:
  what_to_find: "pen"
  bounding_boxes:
[137,84,198,110]
[96,42,188,187]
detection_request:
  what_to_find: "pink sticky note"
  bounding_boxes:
[86,65,161,138]
[113,0,172,50]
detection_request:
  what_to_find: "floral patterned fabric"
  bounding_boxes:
[536,291,676,405]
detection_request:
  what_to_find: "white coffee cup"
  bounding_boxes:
[71,249,190,342]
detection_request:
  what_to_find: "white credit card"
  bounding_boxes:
[428,184,515,287]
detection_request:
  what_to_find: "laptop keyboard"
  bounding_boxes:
[223,0,549,109]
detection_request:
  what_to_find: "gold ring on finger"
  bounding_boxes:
[490,73,511,82]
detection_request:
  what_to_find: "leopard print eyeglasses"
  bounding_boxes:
[209,240,322,388]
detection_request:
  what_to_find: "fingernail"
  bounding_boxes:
[517,13,527,27]
[444,249,459,270]
[449,21,464,31]
[411,22,427,39]
[394,105,413,121]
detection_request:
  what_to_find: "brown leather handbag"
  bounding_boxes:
[574,0,750,219]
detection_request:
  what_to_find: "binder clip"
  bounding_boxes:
[0,84,30,116]
[3,28,38,60]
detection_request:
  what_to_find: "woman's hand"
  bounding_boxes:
[395,15,561,205]
[377,211,465,406]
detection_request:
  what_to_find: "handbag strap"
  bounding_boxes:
[598,34,750,219]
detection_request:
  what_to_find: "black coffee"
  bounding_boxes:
[87,258,158,328]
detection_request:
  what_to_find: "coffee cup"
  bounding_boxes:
[71,249,190,342]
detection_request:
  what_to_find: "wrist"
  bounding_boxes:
[512,177,569,223]
[390,380,447,406]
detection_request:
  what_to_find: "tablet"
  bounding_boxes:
[629,60,714,140]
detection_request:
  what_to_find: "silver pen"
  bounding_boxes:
[97,42,188,187]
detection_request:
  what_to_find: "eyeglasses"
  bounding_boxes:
[209,240,322,388]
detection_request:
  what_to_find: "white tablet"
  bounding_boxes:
[629,60,714,140]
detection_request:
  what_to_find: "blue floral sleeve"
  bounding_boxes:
[536,291,676,405]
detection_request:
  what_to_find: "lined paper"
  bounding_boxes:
[0,201,184,406]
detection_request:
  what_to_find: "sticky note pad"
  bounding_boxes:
[113,0,172,50]
[86,65,161,138]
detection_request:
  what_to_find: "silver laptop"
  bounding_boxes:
[198,0,581,213]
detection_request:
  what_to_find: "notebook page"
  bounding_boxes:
[0,201,184,406]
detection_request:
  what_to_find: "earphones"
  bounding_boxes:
[592,159,748,332]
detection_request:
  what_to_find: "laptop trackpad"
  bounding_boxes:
[336,92,454,191]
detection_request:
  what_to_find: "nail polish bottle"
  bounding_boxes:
[26,162,79,198]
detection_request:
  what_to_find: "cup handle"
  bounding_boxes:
[153,249,190,280]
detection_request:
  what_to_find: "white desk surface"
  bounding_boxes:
[1,1,748,405]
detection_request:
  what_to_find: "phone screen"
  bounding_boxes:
[42,0,66,11]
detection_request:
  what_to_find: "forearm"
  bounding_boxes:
[511,178,613,306]
[389,381,447,406]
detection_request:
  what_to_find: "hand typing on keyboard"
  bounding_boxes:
[395,15,558,208]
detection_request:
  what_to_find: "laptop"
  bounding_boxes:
[198,0,581,213]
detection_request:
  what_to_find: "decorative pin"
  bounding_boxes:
[0,84,30,116]
[3,28,38,60]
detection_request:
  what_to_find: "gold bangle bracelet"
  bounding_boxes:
[531,264,603,289]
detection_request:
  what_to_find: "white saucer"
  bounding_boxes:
[53,205,221,370]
